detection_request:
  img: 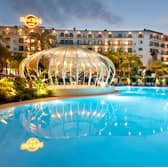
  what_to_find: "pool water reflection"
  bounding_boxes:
[0,86,168,167]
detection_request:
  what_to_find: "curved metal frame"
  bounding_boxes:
[19,47,116,87]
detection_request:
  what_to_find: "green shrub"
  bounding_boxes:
[0,78,16,102]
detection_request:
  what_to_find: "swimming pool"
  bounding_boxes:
[0,86,168,167]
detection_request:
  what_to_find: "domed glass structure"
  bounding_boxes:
[19,47,115,86]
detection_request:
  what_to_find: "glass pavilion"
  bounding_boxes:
[19,47,115,87]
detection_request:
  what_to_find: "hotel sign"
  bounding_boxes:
[20,15,42,29]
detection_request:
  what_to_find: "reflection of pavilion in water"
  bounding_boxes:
[20,99,168,139]
[21,101,116,139]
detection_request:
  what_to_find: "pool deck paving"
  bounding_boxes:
[0,90,120,111]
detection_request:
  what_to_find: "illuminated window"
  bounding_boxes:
[128,33,132,38]
[108,34,112,38]
[77,34,81,38]
[98,32,102,38]
[138,33,144,38]
[65,33,69,37]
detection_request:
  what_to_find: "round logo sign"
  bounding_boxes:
[20,15,42,29]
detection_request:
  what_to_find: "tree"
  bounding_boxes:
[27,29,57,53]
[0,43,11,73]
[102,50,143,77]
[149,60,168,75]
[10,53,25,74]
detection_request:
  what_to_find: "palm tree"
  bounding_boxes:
[103,50,143,78]
[10,53,25,74]
[27,29,57,53]
[149,60,168,75]
[0,43,11,73]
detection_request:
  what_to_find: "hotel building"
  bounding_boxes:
[0,26,168,67]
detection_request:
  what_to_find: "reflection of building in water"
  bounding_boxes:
[20,99,168,138]
[0,107,14,125]
[21,101,116,139]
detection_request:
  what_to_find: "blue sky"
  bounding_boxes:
[1,0,168,34]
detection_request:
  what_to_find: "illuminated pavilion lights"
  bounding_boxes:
[19,47,116,87]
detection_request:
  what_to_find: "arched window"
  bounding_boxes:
[60,32,64,37]
[69,33,73,37]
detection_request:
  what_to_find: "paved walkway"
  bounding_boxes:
[0,90,120,111]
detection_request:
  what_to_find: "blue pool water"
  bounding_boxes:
[0,86,168,167]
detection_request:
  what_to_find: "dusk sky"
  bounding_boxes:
[1,0,168,34]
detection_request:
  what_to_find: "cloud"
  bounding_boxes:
[7,0,123,27]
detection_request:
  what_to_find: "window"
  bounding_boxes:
[128,34,132,38]
[5,37,10,41]
[118,41,122,45]
[93,40,97,45]
[139,48,143,51]
[155,42,159,47]
[19,46,24,51]
[88,40,92,45]
[98,40,102,45]
[108,41,112,45]
[138,33,144,38]
[108,34,112,38]
[69,40,73,44]
[88,34,92,38]
[19,38,24,43]
[77,40,81,45]
[77,34,81,38]
[160,43,165,48]
[65,33,68,37]
[128,48,132,53]
[118,34,122,38]
[60,40,64,44]
[128,40,132,45]
[140,40,143,44]
[69,33,73,37]
[83,40,87,45]
[6,45,10,49]
[60,32,64,37]
[156,35,160,40]
[161,50,165,55]
[98,48,103,52]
